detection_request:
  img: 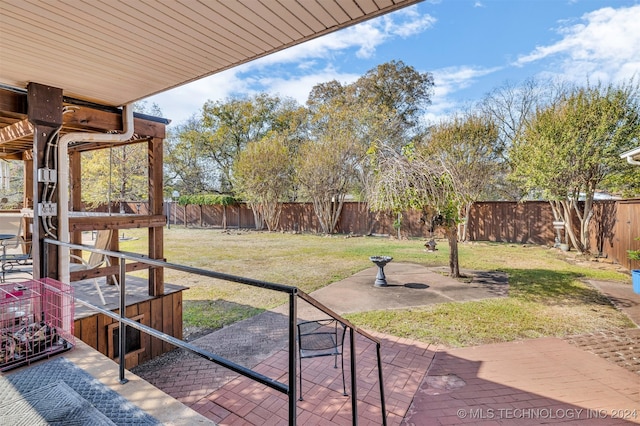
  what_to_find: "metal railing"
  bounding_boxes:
[296,290,388,426]
[43,238,387,426]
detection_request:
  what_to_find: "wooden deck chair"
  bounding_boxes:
[69,229,119,305]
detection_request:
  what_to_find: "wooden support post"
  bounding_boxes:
[148,137,164,296]
[27,82,63,280]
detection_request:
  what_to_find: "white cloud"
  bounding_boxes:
[515,5,640,83]
[247,5,435,66]
[258,69,361,105]
[423,65,502,123]
[148,5,436,126]
[149,68,249,125]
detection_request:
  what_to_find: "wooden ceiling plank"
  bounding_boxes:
[355,0,380,14]
[183,1,277,50]
[170,0,264,55]
[4,31,187,87]
[298,0,340,28]
[262,0,315,36]
[276,0,326,32]
[3,54,170,107]
[1,0,421,107]
[339,0,366,19]
[224,1,296,45]
[111,1,235,67]
[70,8,220,79]
[71,3,218,74]
[4,5,201,78]
[0,119,33,144]
[321,1,351,23]
[146,0,251,61]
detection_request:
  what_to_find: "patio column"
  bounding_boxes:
[27,82,63,280]
[148,137,164,296]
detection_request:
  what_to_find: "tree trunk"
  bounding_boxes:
[461,203,472,242]
[447,224,460,278]
[577,191,594,254]
[311,198,330,233]
[222,205,227,230]
[249,202,264,230]
[263,200,282,231]
[329,194,345,234]
[561,199,586,253]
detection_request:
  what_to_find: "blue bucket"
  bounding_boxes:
[633,270,640,294]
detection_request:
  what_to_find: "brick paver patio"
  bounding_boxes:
[131,266,639,425]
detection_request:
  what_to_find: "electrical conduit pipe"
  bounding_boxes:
[57,104,134,283]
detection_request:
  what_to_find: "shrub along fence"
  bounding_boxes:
[119,199,640,270]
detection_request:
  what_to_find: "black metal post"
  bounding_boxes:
[376,343,387,426]
[119,261,128,384]
[289,291,297,425]
[350,327,358,425]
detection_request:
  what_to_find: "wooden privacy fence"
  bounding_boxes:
[466,200,640,270]
[118,199,640,270]
[157,201,439,238]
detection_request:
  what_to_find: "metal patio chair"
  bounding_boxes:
[0,220,32,282]
[297,318,347,401]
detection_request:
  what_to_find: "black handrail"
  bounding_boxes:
[44,238,298,424]
[297,290,388,426]
[43,238,387,426]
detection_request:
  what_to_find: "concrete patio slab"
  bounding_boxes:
[308,263,508,314]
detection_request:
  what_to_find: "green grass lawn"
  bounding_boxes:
[118,227,635,346]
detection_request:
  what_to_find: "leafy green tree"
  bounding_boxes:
[81,101,162,209]
[165,116,219,195]
[304,61,434,233]
[354,60,434,149]
[201,94,303,193]
[296,101,362,234]
[81,145,148,210]
[0,160,24,209]
[233,131,294,231]
[421,111,500,240]
[511,81,640,253]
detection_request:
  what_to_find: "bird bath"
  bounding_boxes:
[370,256,393,287]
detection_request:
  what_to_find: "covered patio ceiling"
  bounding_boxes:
[0,0,422,108]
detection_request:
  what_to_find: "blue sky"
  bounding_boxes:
[148,0,640,127]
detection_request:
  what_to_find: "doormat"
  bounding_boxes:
[0,380,115,425]
[0,357,160,425]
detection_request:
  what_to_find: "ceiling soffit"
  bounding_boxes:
[0,0,422,107]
